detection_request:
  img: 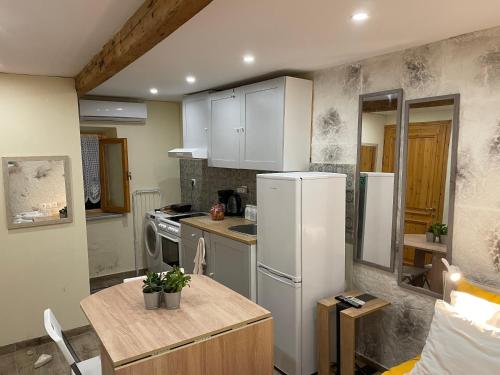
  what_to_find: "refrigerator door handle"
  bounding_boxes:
[258,266,300,288]
[257,262,301,283]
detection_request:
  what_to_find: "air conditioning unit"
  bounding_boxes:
[79,99,147,123]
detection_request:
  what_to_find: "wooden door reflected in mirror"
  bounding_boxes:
[399,95,459,297]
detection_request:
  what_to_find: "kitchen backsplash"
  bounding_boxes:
[179,159,267,212]
[179,160,355,242]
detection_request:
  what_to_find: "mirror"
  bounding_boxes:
[2,156,73,229]
[398,94,460,297]
[354,89,403,271]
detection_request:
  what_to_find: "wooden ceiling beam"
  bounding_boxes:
[74,0,213,95]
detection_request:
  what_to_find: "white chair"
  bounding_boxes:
[44,309,101,375]
[123,275,146,283]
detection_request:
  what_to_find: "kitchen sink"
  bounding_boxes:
[228,224,257,236]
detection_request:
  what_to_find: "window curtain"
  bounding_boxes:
[80,135,101,203]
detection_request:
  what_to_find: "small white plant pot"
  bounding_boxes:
[143,291,161,310]
[164,291,181,310]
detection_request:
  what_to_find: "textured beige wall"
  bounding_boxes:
[311,26,500,367]
[84,101,182,277]
[0,74,90,346]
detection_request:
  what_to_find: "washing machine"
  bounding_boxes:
[144,211,163,273]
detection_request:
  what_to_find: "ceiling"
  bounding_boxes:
[0,0,143,77]
[2,1,500,101]
[90,0,500,101]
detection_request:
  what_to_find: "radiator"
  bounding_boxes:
[132,189,161,275]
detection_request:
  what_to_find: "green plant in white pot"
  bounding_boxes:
[142,272,162,310]
[163,266,191,310]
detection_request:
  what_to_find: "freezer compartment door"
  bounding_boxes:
[257,176,302,280]
[257,265,302,375]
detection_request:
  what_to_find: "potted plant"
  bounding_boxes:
[162,266,191,310]
[426,225,435,242]
[439,224,448,245]
[142,272,162,310]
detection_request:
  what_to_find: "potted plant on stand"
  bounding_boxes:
[142,272,162,310]
[163,266,191,310]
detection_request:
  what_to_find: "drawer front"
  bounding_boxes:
[181,224,203,242]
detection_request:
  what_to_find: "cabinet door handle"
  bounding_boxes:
[204,128,208,132]
[234,128,240,133]
[240,127,245,133]
[191,233,196,237]
[209,272,214,277]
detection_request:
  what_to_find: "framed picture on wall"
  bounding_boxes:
[2,156,73,229]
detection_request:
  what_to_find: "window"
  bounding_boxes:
[80,132,130,215]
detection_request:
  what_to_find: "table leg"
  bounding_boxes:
[429,253,445,294]
[340,313,355,375]
[317,304,331,375]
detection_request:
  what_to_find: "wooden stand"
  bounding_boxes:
[317,291,390,375]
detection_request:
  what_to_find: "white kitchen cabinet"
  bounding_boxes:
[180,223,256,301]
[209,89,241,168]
[181,92,210,158]
[209,233,256,301]
[209,77,312,171]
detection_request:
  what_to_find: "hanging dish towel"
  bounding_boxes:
[193,237,206,275]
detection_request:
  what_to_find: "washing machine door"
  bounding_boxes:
[144,220,161,272]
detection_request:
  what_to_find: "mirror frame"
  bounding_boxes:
[397,94,460,298]
[2,156,73,229]
[354,88,403,272]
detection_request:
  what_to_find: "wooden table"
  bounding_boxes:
[81,275,273,375]
[317,291,390,375]
[404,234,447,294]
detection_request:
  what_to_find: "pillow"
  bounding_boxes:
[451,291,500,329]
[456,278,500,304]
[408,299,500,375]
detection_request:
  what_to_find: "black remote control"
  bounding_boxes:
[335,295,362,308]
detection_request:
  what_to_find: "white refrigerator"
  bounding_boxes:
[257,172,346,375]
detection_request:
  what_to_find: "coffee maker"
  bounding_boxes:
[217,189,243,216]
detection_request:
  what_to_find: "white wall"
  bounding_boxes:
[0,74,90,346]
[83,101,182,277]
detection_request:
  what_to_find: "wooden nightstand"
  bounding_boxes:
[317,291,390,375]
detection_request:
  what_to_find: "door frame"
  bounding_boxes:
[354,88,403,272]
[397,94,460,298]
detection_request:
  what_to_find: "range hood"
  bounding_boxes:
[168,148,207,159]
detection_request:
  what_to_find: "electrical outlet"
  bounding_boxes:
[236,186,248,194]
[191,178,197,188]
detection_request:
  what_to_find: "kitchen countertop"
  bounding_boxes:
[180,216,257,245]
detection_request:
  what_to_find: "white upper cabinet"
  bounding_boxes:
[181,77,312,170]
[238,76,312,171]
[209,89,241,168]
[238,78,285,170]
[182,92,210,158]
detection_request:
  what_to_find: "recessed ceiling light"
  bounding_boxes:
[352,12,369,21]
[243,54,255,64]
[149,88,158,94]
[186,76,196,84]
[116,107,123,111]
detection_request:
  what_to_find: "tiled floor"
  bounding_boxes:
[0,329,99,375]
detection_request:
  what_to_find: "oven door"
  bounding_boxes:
[158,232,181,270]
